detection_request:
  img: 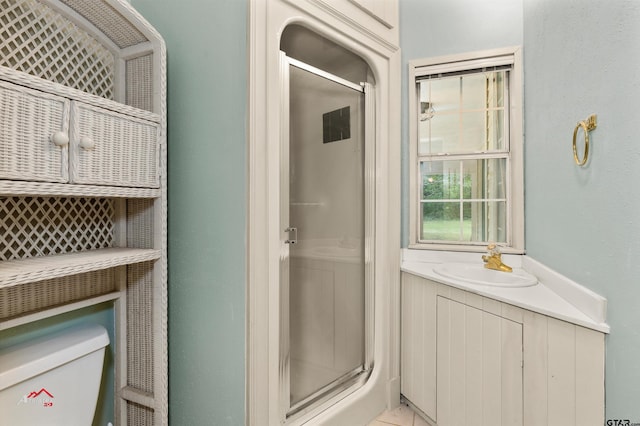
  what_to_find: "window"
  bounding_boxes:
[409,48,524,252]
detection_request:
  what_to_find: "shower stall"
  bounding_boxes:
[279,26,375,421]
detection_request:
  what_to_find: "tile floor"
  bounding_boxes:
[368,403,431,426]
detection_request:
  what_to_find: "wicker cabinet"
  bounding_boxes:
[69,101,159,188]
[0,79,160,188]
[0,79,70,183]
[0,1,167,425]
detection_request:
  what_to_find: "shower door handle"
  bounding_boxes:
[285,227,297,244]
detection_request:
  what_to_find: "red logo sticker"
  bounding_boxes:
[17,388,55,407]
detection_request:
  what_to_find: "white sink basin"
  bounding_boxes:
[433,263,537,288]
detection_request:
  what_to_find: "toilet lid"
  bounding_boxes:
[0,324,109,391]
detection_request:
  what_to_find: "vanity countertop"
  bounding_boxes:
[401,249,609,333]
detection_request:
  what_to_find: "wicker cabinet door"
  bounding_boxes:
[0,80,70,183]
[69,101,160,188]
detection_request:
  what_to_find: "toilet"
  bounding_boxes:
[0,324,110,426]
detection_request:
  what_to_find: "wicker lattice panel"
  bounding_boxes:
[127,401,154,426]
[127,198,154,249]
[0,196,115,261]
[126,54,154,112]
[61,0,148,49]
[127,261,154,393]
[0,0,115,99]
[0,269,115,320]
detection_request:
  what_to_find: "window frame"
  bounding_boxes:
[408,47,525,253]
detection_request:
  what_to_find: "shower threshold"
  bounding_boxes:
[287,365,371,420]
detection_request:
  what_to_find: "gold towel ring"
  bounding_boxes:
[573,114,597,166]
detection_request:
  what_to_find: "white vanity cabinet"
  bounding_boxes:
[401,272,605,426]
[436,296,523,426]
[0,0,167,425]
[0,78,160,188]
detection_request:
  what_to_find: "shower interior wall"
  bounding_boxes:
[288,64,366,411]
[285,26,369,245]
[289,88,363,243]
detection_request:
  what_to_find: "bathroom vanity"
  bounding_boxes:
[0,1,167,425]
[401,251,608,426]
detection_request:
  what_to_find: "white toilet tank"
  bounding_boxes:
[0,323,110,426]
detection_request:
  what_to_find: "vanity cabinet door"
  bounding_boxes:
[69,101,160,188]
[401,273,437,422]
[0,80,70,183]
[436,296,523,426]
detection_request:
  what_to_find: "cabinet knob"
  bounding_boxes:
[79,136,95,150]
[51,131,69,147]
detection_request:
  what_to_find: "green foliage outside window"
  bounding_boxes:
[422,172,473,221]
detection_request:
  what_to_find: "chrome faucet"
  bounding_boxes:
[482,243,513,273]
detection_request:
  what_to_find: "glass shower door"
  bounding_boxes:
[280,54,371,418]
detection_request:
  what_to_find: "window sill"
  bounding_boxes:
[407,243,525,255]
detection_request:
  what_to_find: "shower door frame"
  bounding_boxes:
[247,3,403,424]
[279,52,376,422]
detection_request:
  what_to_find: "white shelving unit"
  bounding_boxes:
[0,248,161,288]
[0,0,167,424]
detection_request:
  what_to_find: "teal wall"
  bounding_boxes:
[402,0,640,421]
[131,1,247,425]
[0,303,115,426]
[121,0,640,423]
[523,0,640,419]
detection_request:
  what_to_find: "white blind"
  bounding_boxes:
[414,54,514,78]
